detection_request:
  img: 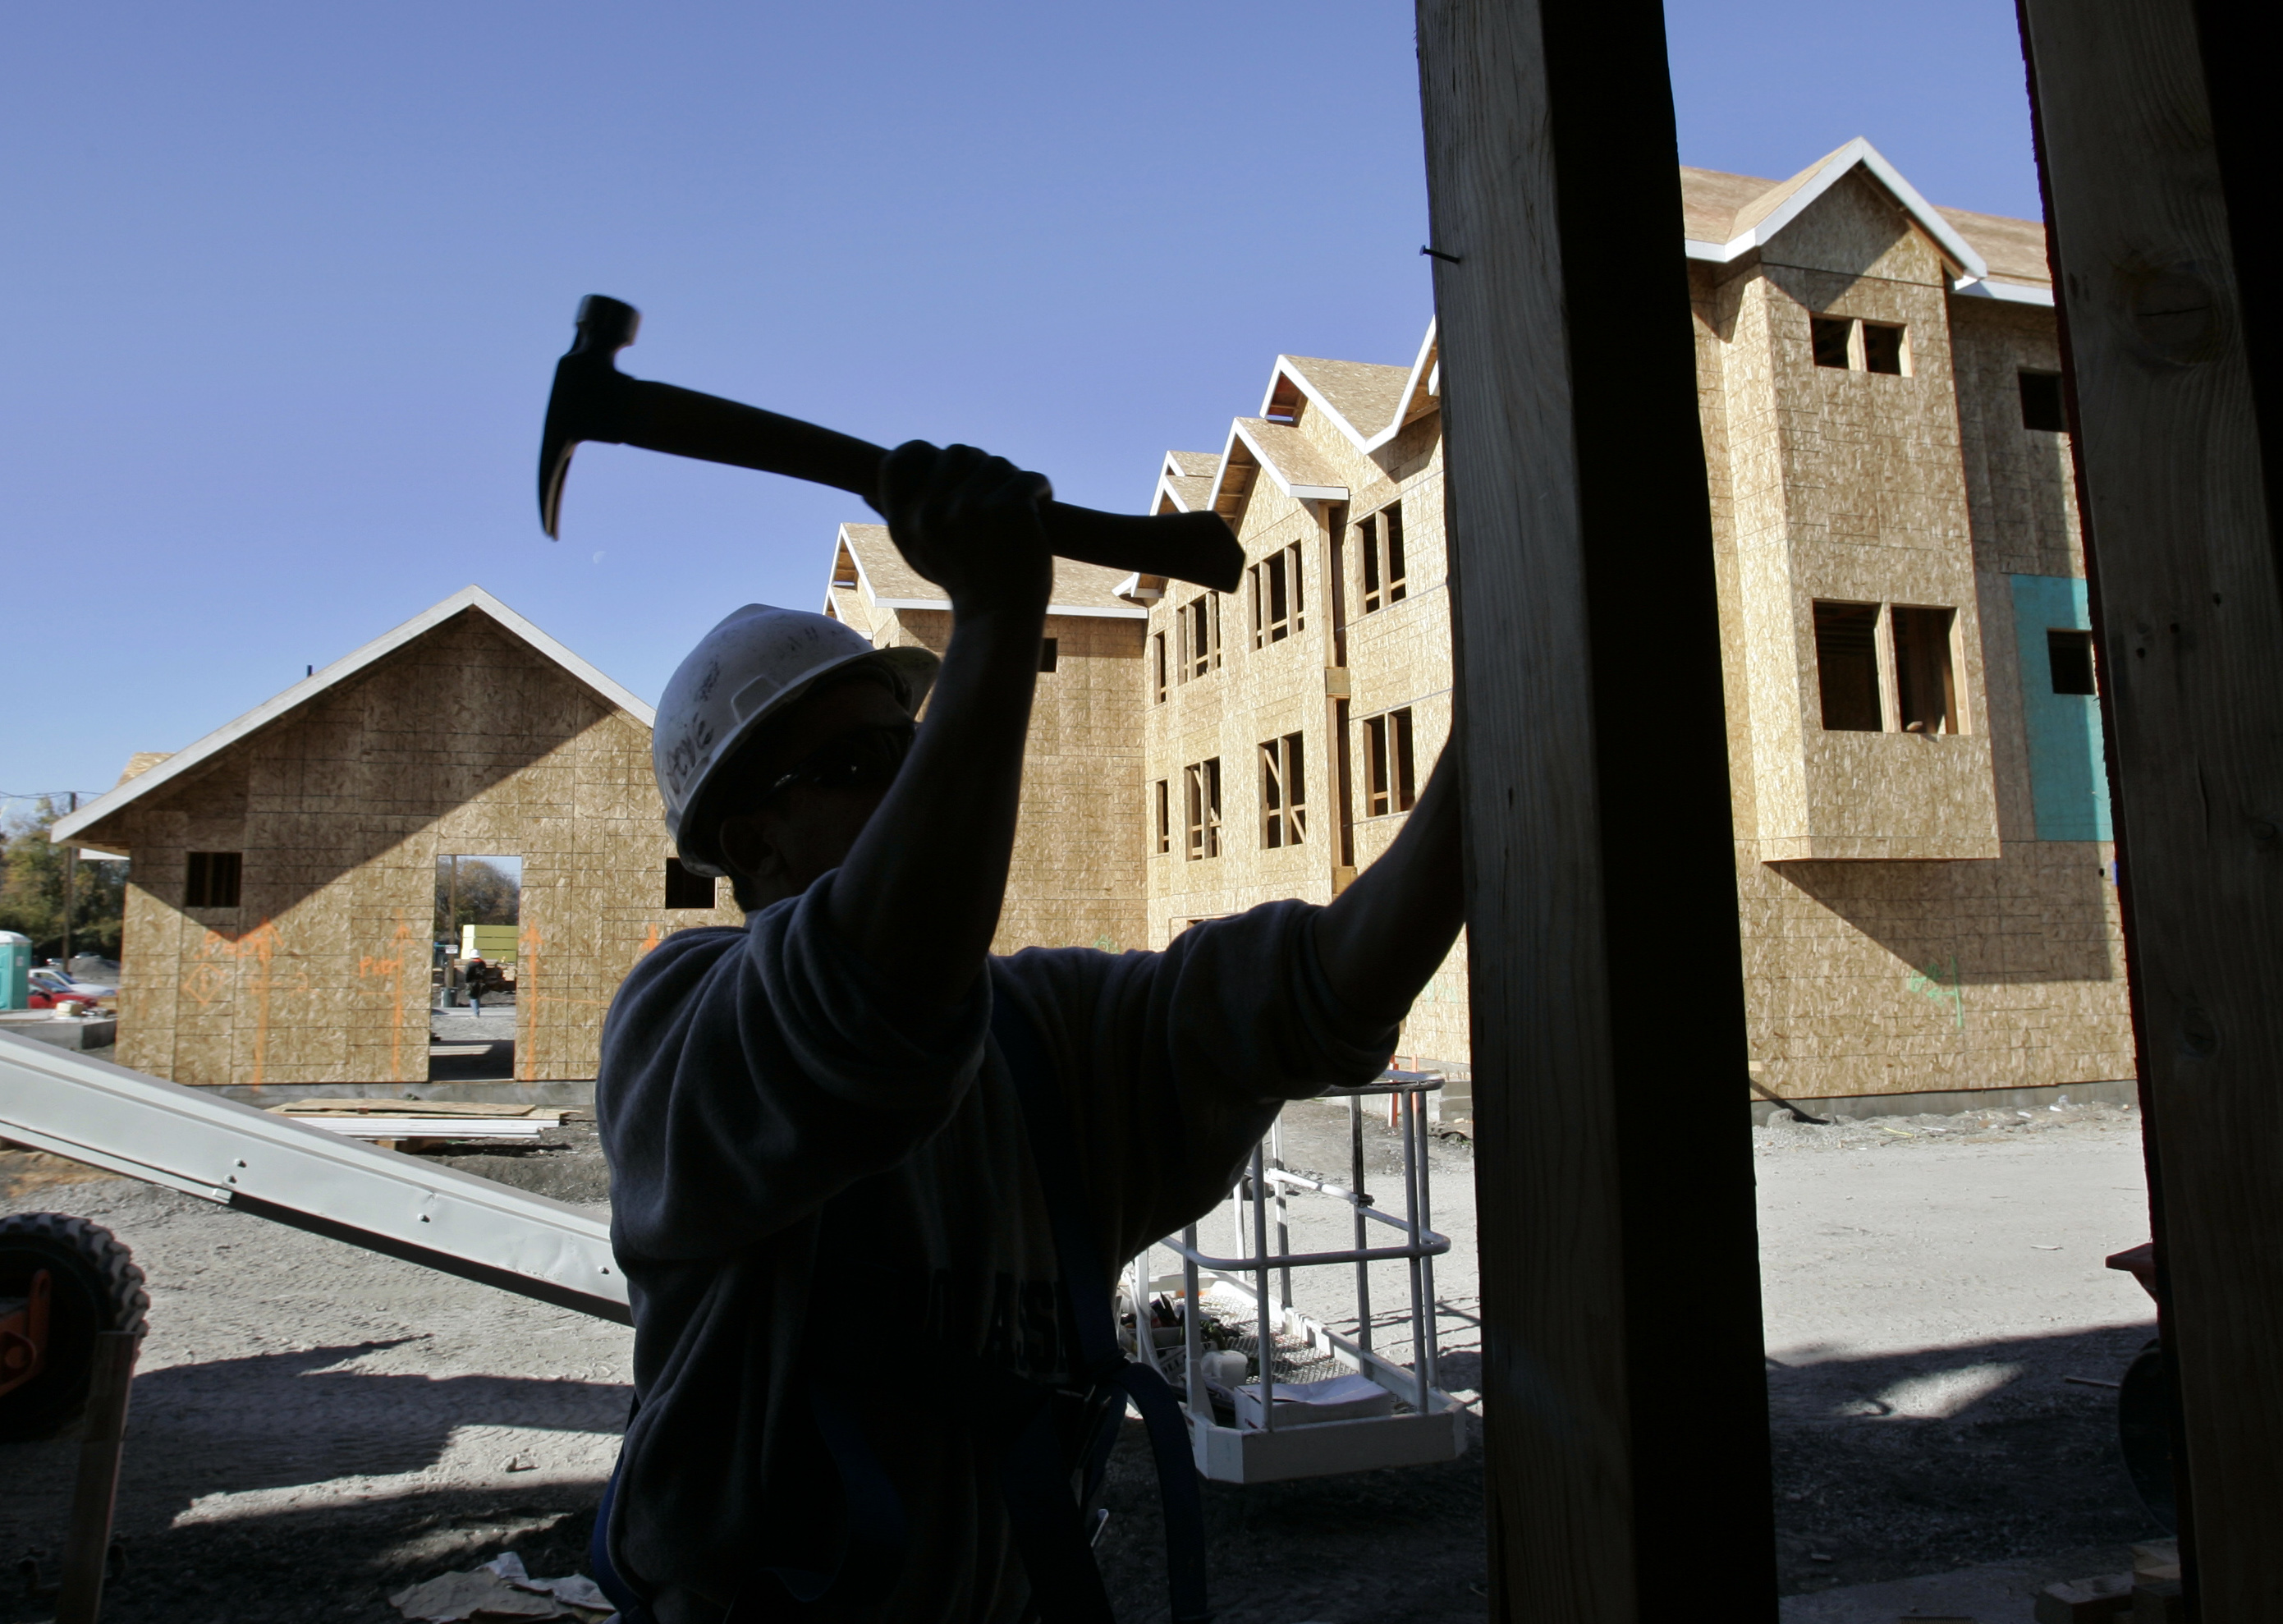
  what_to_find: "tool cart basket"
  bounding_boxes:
[1125,1071,1469,1484]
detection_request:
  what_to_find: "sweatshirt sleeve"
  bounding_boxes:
[597,871,991,1263]
[994,897,1402,1265]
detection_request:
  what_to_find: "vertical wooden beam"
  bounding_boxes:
[1414,2,1775,1618]
[2018,1,2283,1615]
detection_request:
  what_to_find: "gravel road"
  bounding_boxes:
[0,1098,2161,1622]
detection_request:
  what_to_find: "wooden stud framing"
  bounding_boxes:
[2018,0,2283,1612]
[1414,1,1776,1617]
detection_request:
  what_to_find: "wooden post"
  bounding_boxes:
[2017,1,2283,1614]
[1414,2,1775,1618]
[56,1330,140,1624]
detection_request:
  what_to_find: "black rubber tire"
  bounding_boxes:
[0,1213,149,1442]
[2118,1337,2177,1533]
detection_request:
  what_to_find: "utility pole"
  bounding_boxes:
[60,791,77,967]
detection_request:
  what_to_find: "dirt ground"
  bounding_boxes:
[0,1097,2160,1622]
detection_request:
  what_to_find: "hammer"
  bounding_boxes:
[539,296,1243,593]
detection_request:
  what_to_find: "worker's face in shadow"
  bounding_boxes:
[714,675,914,911]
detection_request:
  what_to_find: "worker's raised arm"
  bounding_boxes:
[1311,744,1465,1025]
[827,442,1055,1010]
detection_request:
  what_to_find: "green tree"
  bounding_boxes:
[0,798,127,963]
[433,856,520,937]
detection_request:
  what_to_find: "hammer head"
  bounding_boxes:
[539,295,642,539]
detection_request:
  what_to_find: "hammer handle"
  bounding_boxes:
[614,378,1244,594]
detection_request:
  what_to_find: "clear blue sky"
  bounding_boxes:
[3,0,2038,809]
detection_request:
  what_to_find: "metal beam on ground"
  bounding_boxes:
[2017,0,2283,1612]
[1413,1,1776,1617]
[0,1031,628,1324]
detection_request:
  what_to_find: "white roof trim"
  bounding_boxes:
[1361,320,1440,454]
[1688,139,1990,282]
[1953,276,2056,308]
[869,594,1144,621]
[1153,470,1202,513]
[1224,420,1349,502]
[53,586,653,845]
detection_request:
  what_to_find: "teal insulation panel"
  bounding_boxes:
[2010,574,2113,841]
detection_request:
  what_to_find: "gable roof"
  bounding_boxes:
[827,522,1146,620]
[1678,137,2057,309]
[1253,323,1442,457]
[1151,452,1221,516]
[52,586,652,845]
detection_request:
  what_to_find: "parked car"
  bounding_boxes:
[29,969,116,1007]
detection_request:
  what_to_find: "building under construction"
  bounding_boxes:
[827,138,2133,1116]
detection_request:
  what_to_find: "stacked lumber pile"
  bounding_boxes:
[269,1099,571,1153]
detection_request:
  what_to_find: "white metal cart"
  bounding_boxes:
[1129,1071,1468,1484]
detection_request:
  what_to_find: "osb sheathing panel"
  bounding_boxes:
[1719,181,2004,860]
[91,611,738,1087]
[1950,299,2084,580]
[864,605,1148,957]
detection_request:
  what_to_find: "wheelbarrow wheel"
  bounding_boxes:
[0,1213,149,1441]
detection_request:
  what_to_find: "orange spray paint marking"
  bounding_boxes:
[356,913,421,1080]
[517,921,543,1082]
[185,920,288,1085]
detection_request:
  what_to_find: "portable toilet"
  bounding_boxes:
[0,932,29,1011]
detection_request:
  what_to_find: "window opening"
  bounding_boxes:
[1891,606,1958,733]
[1811,317,1854,369]
[1153,780,1171,855]
[1038,636,1059,673]
[1152,631,1167,702]
[1861,323,1906,375]
[1180,594,1221,680]
[1813,602,1884,731]
[1184,759,1222,859]
[1259,732,1307,848]
[2047,629,2097,695]
[1249,544,1306,646]
[664,857,717,910]
[1327,503,1350,667]
[185,851,242,909]
[2019,370,2067,432]
[1362,709,1417,816]
[1357,504,1408,615]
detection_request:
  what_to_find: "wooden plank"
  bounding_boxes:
[2017,1,2283,1614]
[1412,1,1775,1617]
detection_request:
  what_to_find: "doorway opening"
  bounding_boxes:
[430,854,521,1083]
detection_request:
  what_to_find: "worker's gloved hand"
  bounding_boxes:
[876,441,1053,618]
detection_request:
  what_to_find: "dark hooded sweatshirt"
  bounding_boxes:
[594,872,1396,1622]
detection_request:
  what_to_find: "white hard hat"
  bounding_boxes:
[654,603,938,876]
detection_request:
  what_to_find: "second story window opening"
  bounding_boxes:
[1250,544,1306,647]
[1861,323,1906,375]
[1813,600,1966,734]
[1358,503,1407,614]
[2019,370,2067,432]
[1362,709,1417,818]
[1810,316,1910,376]
[186,851,243,909]
[1178,593,1222,682]
[1259,732,1307,848]
[2047,630,2097,695]
[1152,779,1171,855]
[1152,631,1167,703]
[1891,607,1958,733]
[1184,759,1222,860]
[1813,601,1884,731]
